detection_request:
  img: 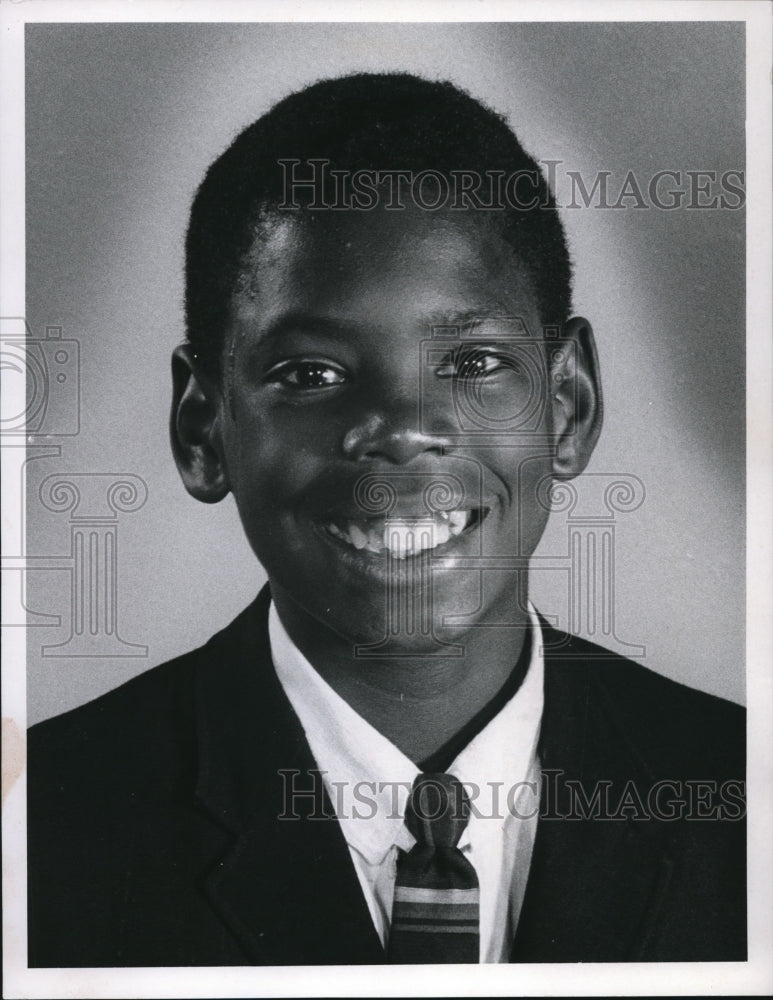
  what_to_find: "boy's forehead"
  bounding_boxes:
[234,204,541,334]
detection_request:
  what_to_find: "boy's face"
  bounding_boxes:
[176,204,597,651]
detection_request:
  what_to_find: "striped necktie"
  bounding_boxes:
[387,772,480,963]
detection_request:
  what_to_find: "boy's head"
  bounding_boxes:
[184,72,573,375]
[171,73,602,652]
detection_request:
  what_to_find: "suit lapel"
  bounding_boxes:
[511,626,675,962]
[192,589,384,965]
[190,594,675,964]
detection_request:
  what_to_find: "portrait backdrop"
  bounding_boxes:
[23,20,745,724]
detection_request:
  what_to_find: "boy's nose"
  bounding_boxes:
[342,413,452,465]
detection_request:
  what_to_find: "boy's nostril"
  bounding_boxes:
[343,425,449,464]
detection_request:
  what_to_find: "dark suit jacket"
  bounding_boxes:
[27,587,746,966]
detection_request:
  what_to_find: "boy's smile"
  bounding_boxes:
[172,201,601,663]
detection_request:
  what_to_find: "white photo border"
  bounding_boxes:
[2,1,771,997]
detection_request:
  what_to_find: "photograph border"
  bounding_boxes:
[2,1,771,997]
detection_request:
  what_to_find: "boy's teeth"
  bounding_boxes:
[348,522,368,549]
[386,522,435,557]
[435,521,451,545]
[327,509,476,556]
[448,510,467,535]
[365,525,384,552]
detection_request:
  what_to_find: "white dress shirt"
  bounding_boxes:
[269,602,544,963]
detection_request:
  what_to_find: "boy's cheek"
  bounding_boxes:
[226,424,323,493]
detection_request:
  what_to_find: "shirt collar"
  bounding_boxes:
[269,603,544,866]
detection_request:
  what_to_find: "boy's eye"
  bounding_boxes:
[265,359,349,390]
[435,347,522,380]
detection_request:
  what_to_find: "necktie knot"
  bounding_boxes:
[404,772,470,849]
[388,772,480,963]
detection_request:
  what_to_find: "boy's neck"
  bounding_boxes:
[270,583,532,765]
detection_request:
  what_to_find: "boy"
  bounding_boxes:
[28,73,745,966]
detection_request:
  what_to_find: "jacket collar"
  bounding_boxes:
[192,591,673,964]
[510,621,675,962]
[193,587,385,964]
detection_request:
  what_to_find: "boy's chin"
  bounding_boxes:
[298,569,502,655]
[323,617,472,661]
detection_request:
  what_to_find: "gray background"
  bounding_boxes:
[24,22,745,724]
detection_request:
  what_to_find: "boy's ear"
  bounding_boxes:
[170,344,230,503]
[549,316,603,478]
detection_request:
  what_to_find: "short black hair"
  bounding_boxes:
[185,72,572,373]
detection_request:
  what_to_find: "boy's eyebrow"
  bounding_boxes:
[422,310,527,333]
[253,308,523,345]
[255,311,365,345]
